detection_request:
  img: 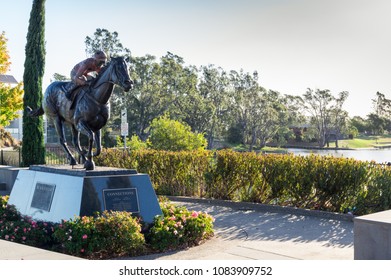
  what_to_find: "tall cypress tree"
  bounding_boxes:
[22,0,46,166]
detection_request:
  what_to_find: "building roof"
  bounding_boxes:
[0,74,18,84]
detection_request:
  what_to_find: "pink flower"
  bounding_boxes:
[82,234,88,240]
[191,211,199,218]
[4,235,9,240]
[80,249,85,253]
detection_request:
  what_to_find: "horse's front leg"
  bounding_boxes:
[71,125,87,164]
[76,120,95,170]
[94,130,102,157]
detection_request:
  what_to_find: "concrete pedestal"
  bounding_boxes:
[7,165,162,224]
[0,165,23,196]
[354,210,391,259]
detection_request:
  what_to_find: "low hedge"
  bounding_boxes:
[96,149,391,215]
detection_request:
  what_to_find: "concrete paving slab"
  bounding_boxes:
[0,239,81,260]
[124,197,354,260]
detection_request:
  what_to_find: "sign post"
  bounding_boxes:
[121,109,128,148]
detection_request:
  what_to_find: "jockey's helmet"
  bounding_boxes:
[94,50,107,63]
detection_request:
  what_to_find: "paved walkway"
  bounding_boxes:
[124,197,354,260]
[0,197,354,260]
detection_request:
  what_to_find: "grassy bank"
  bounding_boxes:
[327,135,391,149]
[228,135,391,151]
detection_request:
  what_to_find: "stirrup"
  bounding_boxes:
[65,91,73,100]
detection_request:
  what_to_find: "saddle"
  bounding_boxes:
[63,81,92,110]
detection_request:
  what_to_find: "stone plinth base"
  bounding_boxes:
[7,165,162,224]
[354,210,391,259]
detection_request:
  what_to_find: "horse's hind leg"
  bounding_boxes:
[54,116,77,166]
[94,130,102,157]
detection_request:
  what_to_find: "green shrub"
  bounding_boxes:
[116,134,149,150]
[207,150,266,202]
[355,164,391,215]
[148,115,207,151]
[53,211,145,259]
[147,200,214,252]
[96,149,212,197]
[0,196,54,248]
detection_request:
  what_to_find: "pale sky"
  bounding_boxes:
[1,0,391,117]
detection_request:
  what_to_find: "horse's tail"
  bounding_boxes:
[26,106,44,117]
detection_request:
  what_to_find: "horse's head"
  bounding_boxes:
[110,56,133,92]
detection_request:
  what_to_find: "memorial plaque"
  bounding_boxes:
[103,188,139,213]
[30,182,56,212]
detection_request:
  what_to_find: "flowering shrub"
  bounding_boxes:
[53,211,145,259]
[1,195,215,259]
[147,199,214,251]
[0,196,54,248]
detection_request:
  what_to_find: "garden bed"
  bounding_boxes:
[0,196,214,259]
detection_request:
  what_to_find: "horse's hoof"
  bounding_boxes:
[84,160,95,170]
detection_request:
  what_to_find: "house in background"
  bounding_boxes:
[0,74,17,84]
[1,74,55,144]
[0,74,23,141]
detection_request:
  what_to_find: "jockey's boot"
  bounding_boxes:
[65,83,78,101]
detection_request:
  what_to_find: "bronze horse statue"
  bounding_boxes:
[27,56,133,170]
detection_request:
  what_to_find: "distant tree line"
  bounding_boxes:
[53,28,388,150]
[350,91,391,135]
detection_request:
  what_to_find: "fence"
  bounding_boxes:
[0,146,75,167]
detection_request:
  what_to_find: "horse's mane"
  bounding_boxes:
[89,61,112,88]
[88,57,126,89]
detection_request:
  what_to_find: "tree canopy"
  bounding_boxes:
[0,32,24,127]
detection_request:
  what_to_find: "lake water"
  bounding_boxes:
[288,148,391,164]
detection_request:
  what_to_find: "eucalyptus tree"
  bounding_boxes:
[159,52,199,123]
[228,69,258,145]
[329,91,349,147]
[124,54,166,140]
[170,65,212,134]
[302,88,349,147]
[257,90,290,148]
[371,91,391,132]
[280,94,306,142]
[51,73,68,81]
[197,65,230,148]
[227,69,290,150]
[84,28,130,58]
[372,91,391,118]
[366,113,386,135]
